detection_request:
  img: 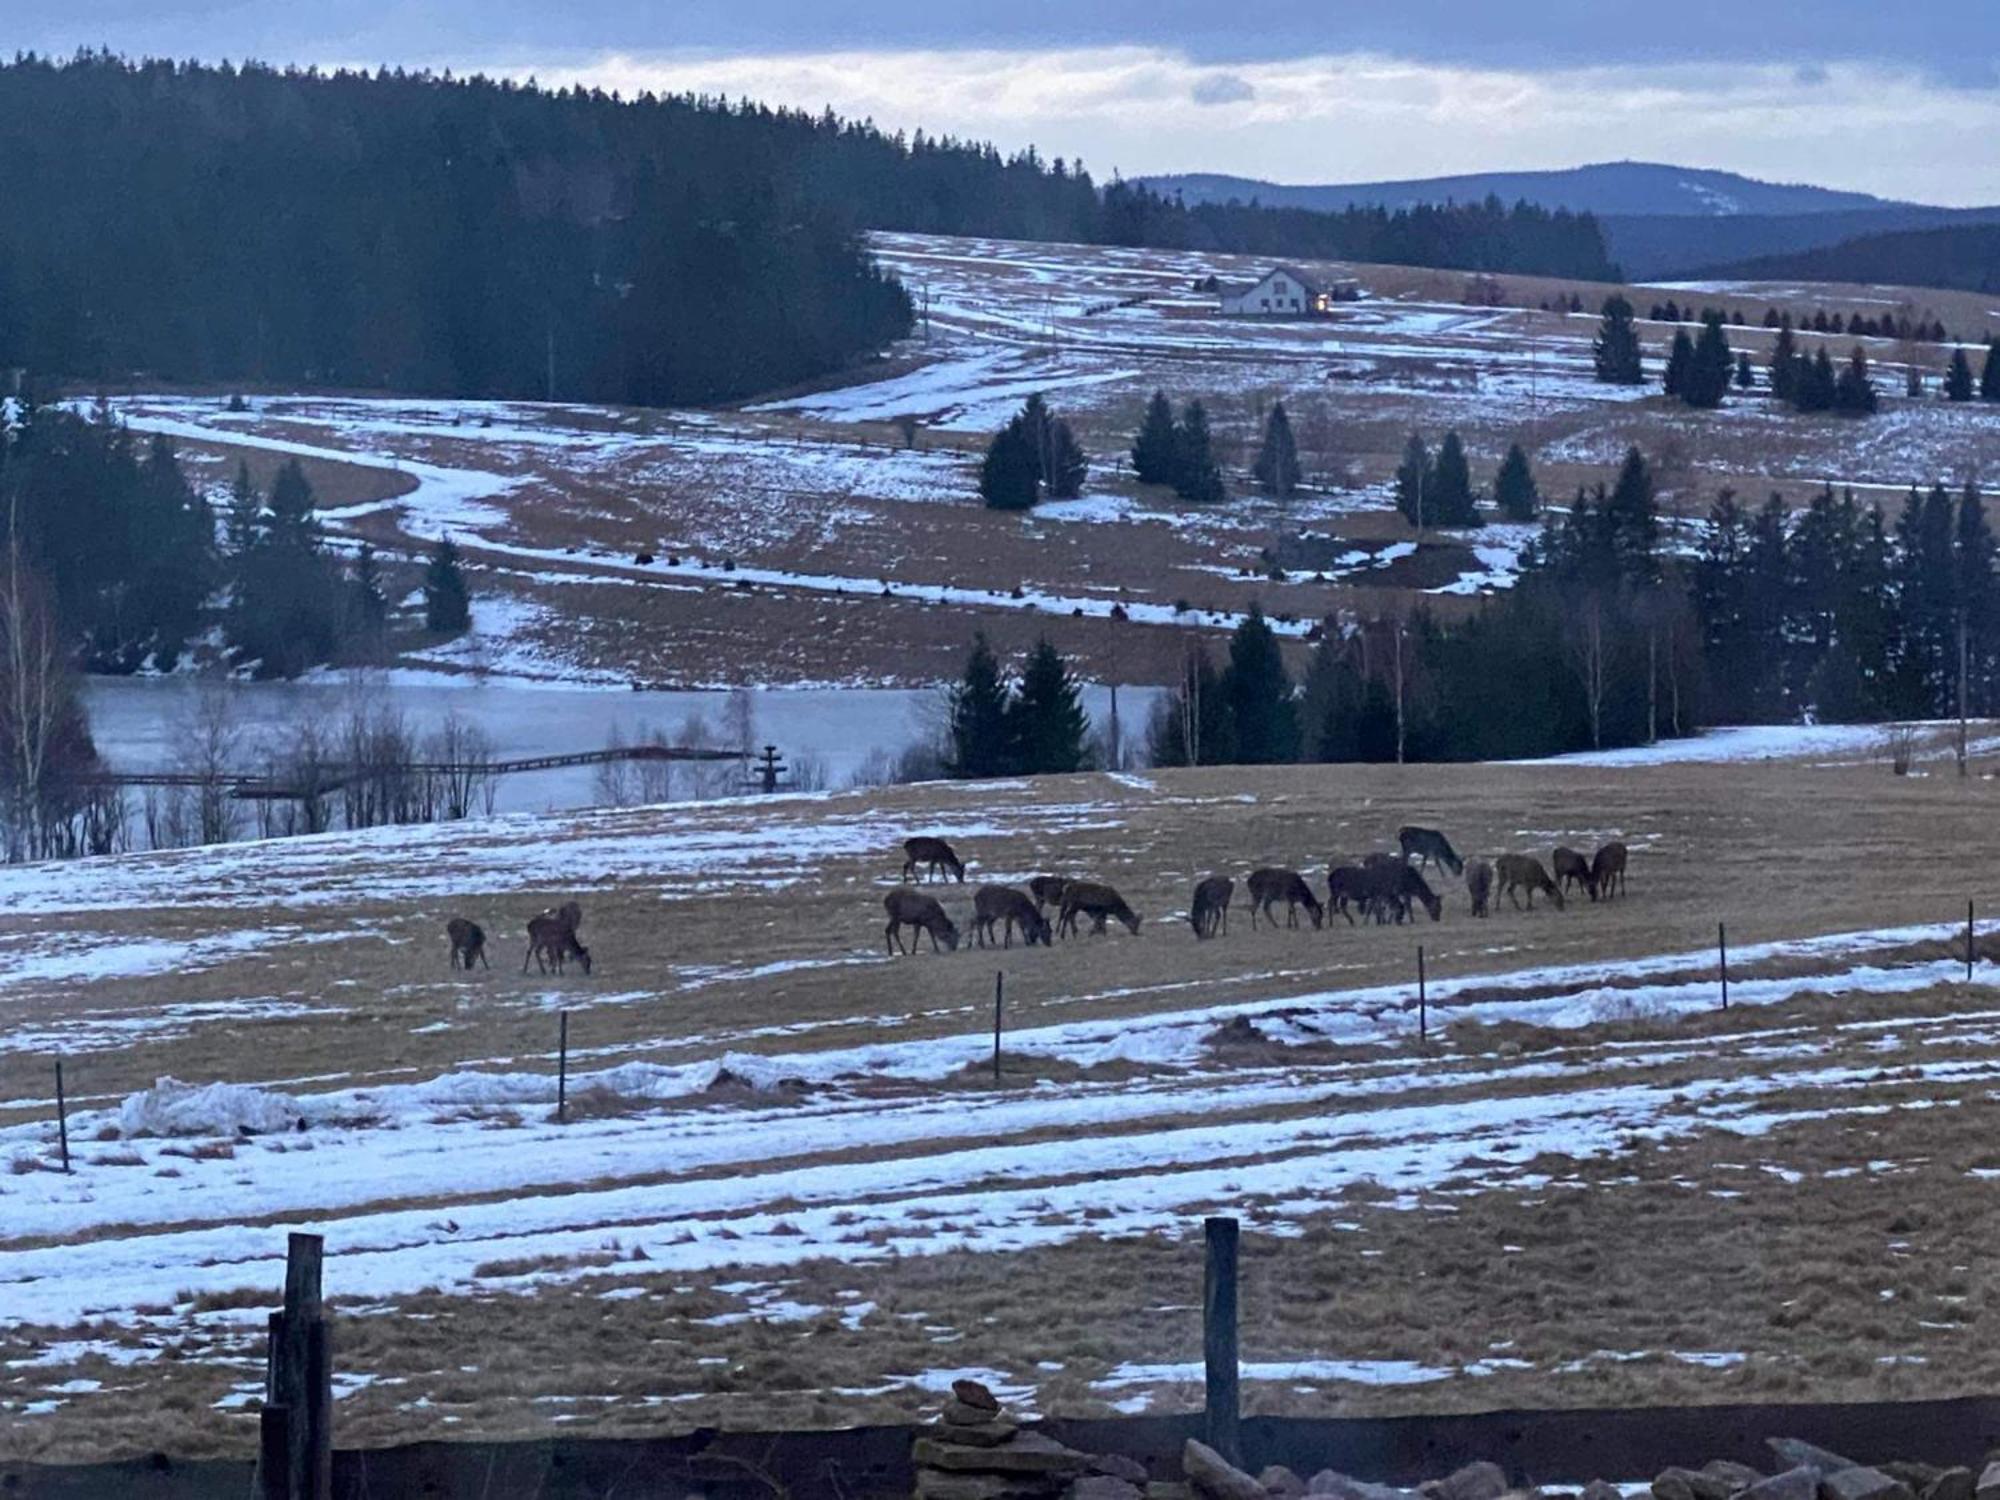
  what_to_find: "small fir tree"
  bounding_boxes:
[1493,442,1540,522]
[946,632,1014,779]
[1945,347,1975,402]
[1428,430,1480,526]
[1768,318,1800,402]
[1735,350,1755,389]
[423,534,472,633]
[1251,401,1301,498]
[1394,431,1432,528]
[1833,347,1878,416]
[1174,400,1225,504]
[1591,295,1644,384]
[1982,341,2000,402]
[1221,604,1298,763]
[1131,390,1179,484]
[979,418,1040,511]
[1663,329,1694,399]
[1006,637,1090,775]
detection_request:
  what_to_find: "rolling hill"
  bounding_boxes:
[1695,221,2000,297]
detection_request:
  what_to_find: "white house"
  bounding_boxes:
[1217,265,1355,317]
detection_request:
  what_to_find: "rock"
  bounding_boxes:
[1429,1463,1511,1500]
[1148,1487,1197,1500]
[1769,1442,1862,1478]
[934,1419,1024,1449]
[1583,1481,1625,1500]
[1070,1480,1145,1500]
[1091,1456,1150,1484]
[1975,1465,2000,1500]
[946,1397,1011,1426]
[1259,1467,1305,1498]
[1310,1473,1418,1500]
[1658,1467,1736,1500]
[1884,1469,1943,1493]
[916,1432,1091,1477]
[1926,1469,1975,1500]
[1819,1469,1915,1500]
[954,1378,1003,1412]
[1184,1440,1271,1500]
[1743,1469,1822,1500]
[1705,1464,1768,1494]
[917,1472,1063,1500]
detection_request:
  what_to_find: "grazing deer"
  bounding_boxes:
[1552,846,1598,901]
[1327,865,1370,925]
[523,912,592,975]
[1350,862,1440,924]
[1465,860,1494,918]
[1361,851,1404,872]
[1028,875,1070,914]
[1057,880,1142,938]
[1496,853,1565,912]
[446,917,489,970]
[1592,841,1629,899]
[1397,826,1464,876]
[884,887,960,954]
[971,885,1051,949]
[1392,864,1444,923]
[1247,867,1323,930]
[1189,875,1233,939]
[901,836,965,884]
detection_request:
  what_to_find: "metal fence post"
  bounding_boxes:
[993,972,1003,1081]
[1719,922,1729,1011]
[54,1058,70,1174]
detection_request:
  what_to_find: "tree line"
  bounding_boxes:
[1137,448,2000,770]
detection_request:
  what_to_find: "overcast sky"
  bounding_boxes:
[30,3,2000,204]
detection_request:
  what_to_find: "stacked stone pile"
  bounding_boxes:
[912,1380,1155,1500]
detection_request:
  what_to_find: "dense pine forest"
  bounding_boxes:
[0,54,1616,404]
[1703,222,2000,296]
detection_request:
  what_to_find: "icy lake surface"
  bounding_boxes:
[80,677,1161,815]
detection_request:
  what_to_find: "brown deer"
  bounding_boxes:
[1396,826,1464,876]
[446,917,488,970]
[884,887,960,954]
[1327,864,1369,925]
[1496,853,1565,912]
[1057,881,1142,938]
[1189,875,1233,939]
[1552,846,1598,901]
[523,911,592,975]
[971,885,1051,948]
[1592,841,1629,899]
[1465,860,1493,918]
[1028,875,1070,913]
[1247,867,1323,930]
[901,836,965,883]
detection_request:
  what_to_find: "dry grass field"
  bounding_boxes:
[80,230,2000,691]
[8,735,2000,1459]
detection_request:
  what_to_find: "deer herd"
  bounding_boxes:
[886,828,1631,955]
[444,901,592,975]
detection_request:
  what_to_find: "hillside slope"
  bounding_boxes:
[1693,220,2000,296]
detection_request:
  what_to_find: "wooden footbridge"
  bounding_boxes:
[79,743,756,801]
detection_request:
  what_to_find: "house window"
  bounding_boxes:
[1260,298,1269,309]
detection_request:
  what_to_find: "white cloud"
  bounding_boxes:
[507,47,2000,205]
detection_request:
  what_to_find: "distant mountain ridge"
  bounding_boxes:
[1141,161,1906,220]
[1696,222,2000,298]
[1138,162,2000,280]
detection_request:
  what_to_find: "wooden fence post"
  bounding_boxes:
[1204,1216,1241,1467]
[54,1058,70,1175]
[259,1232,331,1500]
[1719,922,1729,1011]
[557,1011,569,1123]
[1968,900,1977,984]
[993,972,1003,1082]
[1417,947,1427,1040]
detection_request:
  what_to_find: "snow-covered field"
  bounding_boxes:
[4,754,1999,1455]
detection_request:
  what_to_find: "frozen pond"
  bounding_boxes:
[79,676,1162,818]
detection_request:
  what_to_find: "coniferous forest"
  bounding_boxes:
[0,54,1617,405]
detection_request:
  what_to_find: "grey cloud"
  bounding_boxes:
[1191,72,1255,106]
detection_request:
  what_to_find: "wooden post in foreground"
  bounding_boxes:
[1969,900,1977,985]
[1204,1216,1241,1467]
[993,972,1003,1082]
[1417,947,1427,1040]
[259,1232,331,1500]
[557,1011,569,1123]
[54,1059,70,1174]
[1719,922,1729,1011]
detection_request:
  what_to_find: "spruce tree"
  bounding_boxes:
[1794,347,1839,413]
[1046,419,1088,499]
[1946,348,1975,402]
[228,455,342,676]
[1394,431,1433,528]
[349,541,388,648]
[224,460,262,555]
[1131,390,1179,484]
[1681,314,1732,408]
[1429,430,1480,526]
[265,458,320,550]
[1833,347,1878,416]
[979,418,1040,510]
[1982,341,2000,402]
[947,632,1014,779]
[1251,401,1300,498]
[1007,637,1090,775]
[423,534,472,634]
[1493,442,1540,522]
[1663,329,1694,400]
[1174,400,1225,504]
[1958,481,1998,711]
[1734,350,1755,389]
[1591,295,1644,384]
[1768,318,1800,403]
[1605,447,1660,587]
[1222,604,1298,763]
